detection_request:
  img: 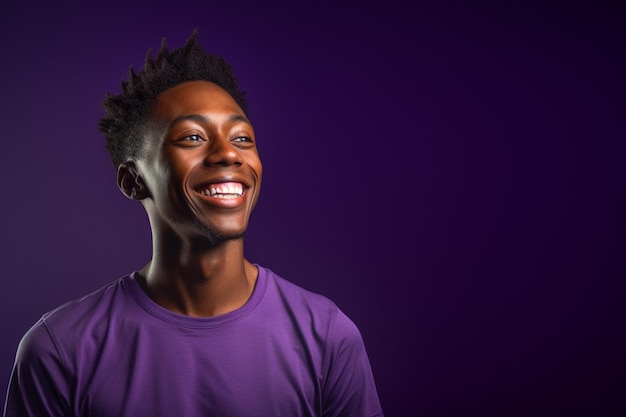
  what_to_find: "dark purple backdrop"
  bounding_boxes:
[1,1,624,415]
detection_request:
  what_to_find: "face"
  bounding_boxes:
[128,80,262,245]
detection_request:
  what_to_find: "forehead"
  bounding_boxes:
[150,80,245,122]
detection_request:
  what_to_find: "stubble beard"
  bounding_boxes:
[191,217,247,248]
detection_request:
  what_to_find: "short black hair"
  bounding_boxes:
[99,30,248,168]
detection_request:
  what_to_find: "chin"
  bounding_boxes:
[205,230,246,246]
[192,220,248,246]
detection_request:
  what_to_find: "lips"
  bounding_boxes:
[196,182,245,199]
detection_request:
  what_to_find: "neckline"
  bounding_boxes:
[124,264,267,329]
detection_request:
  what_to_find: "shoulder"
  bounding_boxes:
[41,276,130,325]
[23,277,134,362]
[259,265,363,343]
[257,267,383,416]
[265,266,339,310]
[15,316,59,367]
[261,266,343,318]
[4,277,132,417]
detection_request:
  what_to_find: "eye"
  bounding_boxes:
[183,134,205,142]
[173,134,206,147]
[232,136,254,144]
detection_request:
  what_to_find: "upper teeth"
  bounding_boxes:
[200,182,243,197]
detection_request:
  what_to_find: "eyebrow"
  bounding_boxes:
[168,114,252,128]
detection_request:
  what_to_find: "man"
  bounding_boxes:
[4,32,383,417]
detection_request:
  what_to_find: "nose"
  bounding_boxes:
[204,136,243,167]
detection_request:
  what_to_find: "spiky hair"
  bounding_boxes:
[99,30,248,168]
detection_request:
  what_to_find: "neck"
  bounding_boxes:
[139,229,258,317]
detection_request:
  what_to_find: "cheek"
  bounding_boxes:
[249,153,263,181]
[251,164,263,206]
[255,162,263,182]
[144,160,180,202]
[166,153,200,182]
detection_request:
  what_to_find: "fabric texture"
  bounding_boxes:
[4,266,383,417]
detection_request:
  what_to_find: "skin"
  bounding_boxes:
[117,81,262,317]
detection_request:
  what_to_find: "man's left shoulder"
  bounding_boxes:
[262,266,340,310]
[260,265,361,338]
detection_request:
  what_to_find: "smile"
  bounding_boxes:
[197,182,244,199]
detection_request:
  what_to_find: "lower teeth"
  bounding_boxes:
[213,194,240,198]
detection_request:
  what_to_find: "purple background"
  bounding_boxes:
[1,1,624,415]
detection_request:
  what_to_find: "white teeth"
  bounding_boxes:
[199,182,243,198]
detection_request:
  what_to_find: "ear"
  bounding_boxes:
[117,161,150,200]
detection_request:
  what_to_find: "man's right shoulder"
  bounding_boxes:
[20,276,134,359]
[42,276,130,326]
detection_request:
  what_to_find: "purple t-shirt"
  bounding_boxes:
[4,266,383,417]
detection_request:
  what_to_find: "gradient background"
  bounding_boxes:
[1,1,624,415]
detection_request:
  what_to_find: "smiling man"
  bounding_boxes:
[4,33,383,417]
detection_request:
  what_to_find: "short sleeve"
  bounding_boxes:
[321,311,384,417]
[4,319,73,417]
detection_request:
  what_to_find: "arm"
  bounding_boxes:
[4,319,73,417]
[321,311,384,417]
